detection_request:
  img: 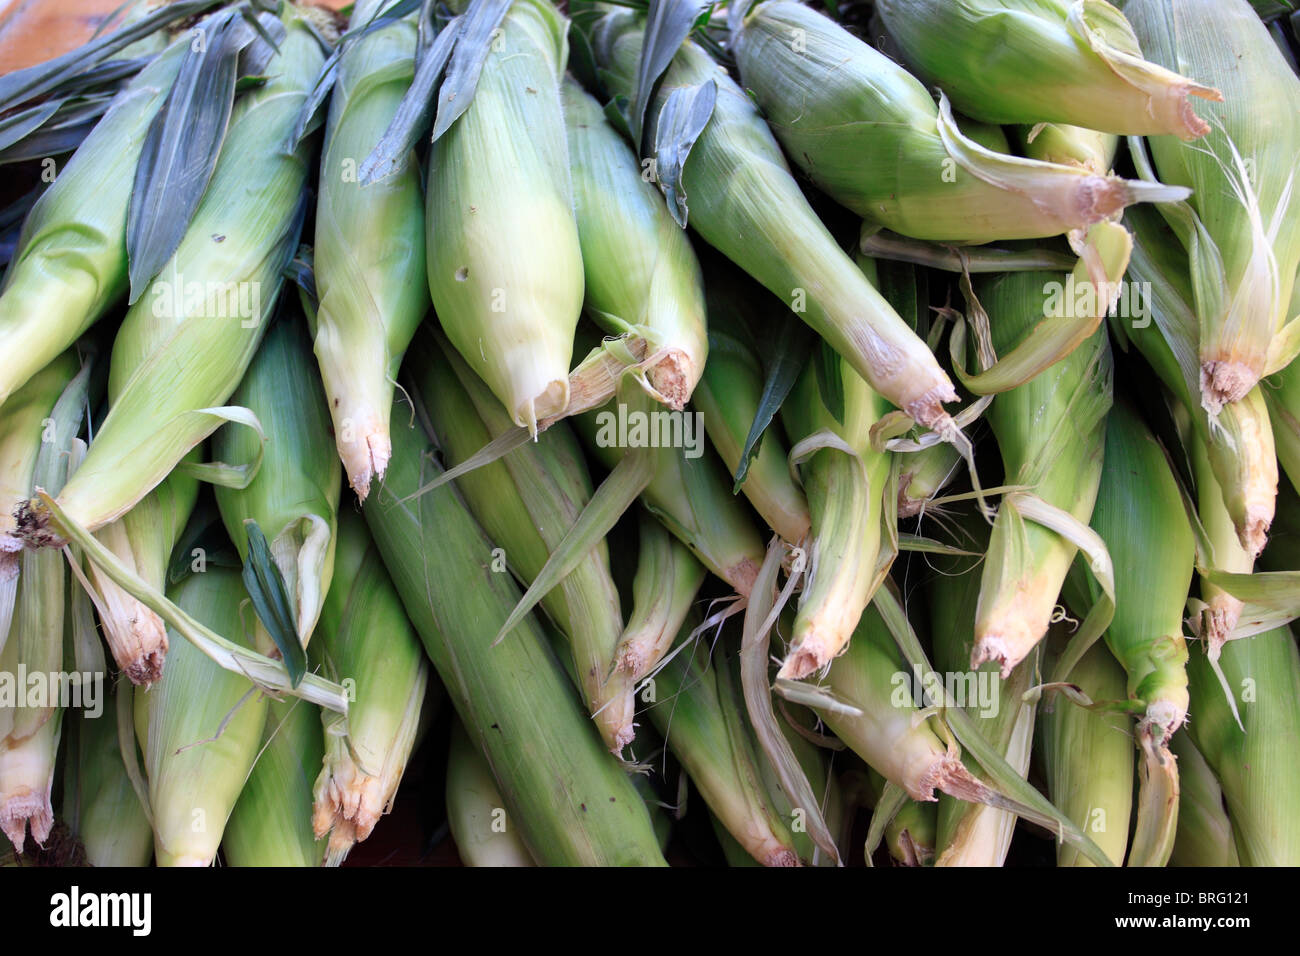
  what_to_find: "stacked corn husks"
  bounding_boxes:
[0,0,1297,871]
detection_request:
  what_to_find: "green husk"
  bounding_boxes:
[446,717,536,867]
[1074,400,1194,866]
[562,76,707,408]
[574,382,765,596]
[314,0,429,500]
[614,513,706,683]
[312,508,427,865]
[589,10,959,432]
[733,1,1189,242]
[875,0,1221,139]
[427,0,583,433]
[222,696,325,866]
[1018,123,1119,176]
[365,399,666,865]
[1168,729,1239,867]
[694,272,810,544]
[1125,0,1300,413]
[135,567,269,867]
[413,332,634,754]
[27,7,325,537]
[0,351,80,650]
[929,544,1039,867]
[864,768,937,866]
[0,355,88,851]
[897,443,962,518]
[214,316,341,653]
[971,269,1113,675]
[1262,271,1300,495]
[647,624,802,866]
[811,605,972,802]
[1185,627,1300,865]
[0,40,186,408]
[778,345,892,679]
[1036,633,1134,867]
[1121,204,1278,556]
[67,679,152,867]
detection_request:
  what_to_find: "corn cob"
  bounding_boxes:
[66,678,153,866]
[214,316,341,652]
[1168,729,1239,867]
[1018,124,1119,176]
[971,270,1114,676]
[1126,0,1300,413]
[313,0,428,500]
[732,1,1188,243]
[645,624,802,866]
[135,566,269,867]
[1122,204,1278,556]
[426,0,583,433]
[589,11,958,432]
[810,604,975,803]
[413,333,634,754]
[694,271,810,544]
[447,717,536,867]
[312,508,427,865]
[562,76,707,408]
[1185,627,1300,865]
[0,351,80,650]
[0,38,186,408]
[365,398,666,865]
[1076,399,1194,866]
[222,696,325,866]
[778,344,892,680]
[1036,633,1134,867]
[18,7,325,542]
[0,353,88,851]
[875,0,1221,139]
[614,513,706,683]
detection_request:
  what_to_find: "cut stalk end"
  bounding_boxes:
[337,409,392,503]
[0,789,53,854]
[1200,360,1257,414]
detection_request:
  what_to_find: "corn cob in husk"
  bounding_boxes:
[733,1,1188,243]
[312,508,427,865]
[313,0,428,501]
[426,0,583,433]
[875,0,1221,139]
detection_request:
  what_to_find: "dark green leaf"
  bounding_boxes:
[815,339,845,426]
[241,519,308,688]
[430,0,510,142]
[166,499,242,586]
[734,311,812,489]
[631,0,709,147]
[652,78,716,227]
[359,14,461,185]
[0,0,223,114]
[125,9,259,303]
